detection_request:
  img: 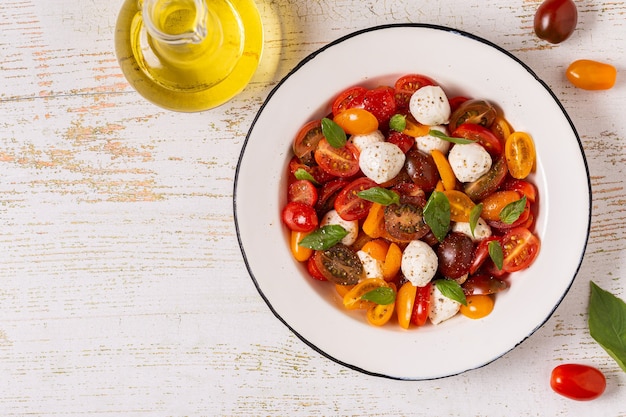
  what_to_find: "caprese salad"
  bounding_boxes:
[281,74,540,328]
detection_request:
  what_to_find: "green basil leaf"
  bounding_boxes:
[389,114,407,132]
[469,203,483,238]
[357,187,400,206]
[499,196,527,224]
[293,168,319,185]
[361,286,396,305]
[423,190,450,242]
[298,225,348,250]
[488,240,504,271]
[429,129,476,144]
[321,117,347,148]
[435,279,467,306]
[589,281,626,372]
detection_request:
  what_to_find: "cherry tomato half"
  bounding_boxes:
[566,59,617,90]
[394,74,436,110]
[534,0,578,44]
[464,157,509,202]
[384,202,430,242]
[292,120,324,165]
[396,281,417,329]
[502,178,538,203]
[314,244,364,286]
[480,190,521,221]
[550,364,606,401]
[314,139,361,178]
[288,179,318,206]
[501,227,540,273]
[332,86,367,116]
[453,123,503,156]
[282,201,318,232]
[443,190,475,222]
[333,108,379,135]
[448,99,497,132]
[334,177,378,221]
[315,178,349,215]
[411,282,431,326]
[462,273,508,295]
[387,130,415,153]
[505,131,536,179]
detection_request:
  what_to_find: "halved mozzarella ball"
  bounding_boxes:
[448,143,492,183]
[401,240,438,287]
[452,218,493,241]
[359,142,406,184]
[320,210,358,246]
[409,85,451,126]
[415,125,450,155]
[429,283,461,325]
[349,130,385,152]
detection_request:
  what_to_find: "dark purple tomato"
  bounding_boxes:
[405,149,440,192]
[384,203,430,242]
[437,232,474,279]
[534,0,578,44]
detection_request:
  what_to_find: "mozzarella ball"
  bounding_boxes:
[409,85,451,126]
[415,125,451,155]
[452,218,493,241]
[357,250,383,280]
[429,283,461,325]
[359,142,406,184]
[320,210,358,245]
[401,240,438,287]
[349,130,385,152]
[448,143,492,183]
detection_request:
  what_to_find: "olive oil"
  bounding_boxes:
[115,0,263,112]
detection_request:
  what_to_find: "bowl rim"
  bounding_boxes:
[233,23,592,380]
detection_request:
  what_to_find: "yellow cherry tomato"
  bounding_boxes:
[396,281,417,329]
[431,149,457,191]
[290,230,313,262]
[333,108,379,135]
[460,294,495,319]
[491,115,512,142]
[343,278,389,310]
[505,131,536,179]
[362,202,386,239]
[442,190,476,222]
[480,190,522,221]
[566,59,617,90]
[382,242,402,281]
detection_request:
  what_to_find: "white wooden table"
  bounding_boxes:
[1,1,625,415]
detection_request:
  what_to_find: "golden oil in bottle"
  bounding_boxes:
[115,0,263,112]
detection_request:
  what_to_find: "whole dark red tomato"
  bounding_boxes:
[534,0,578,44]
[404,149,440,192]
[550,364,606,401]
[437,232,474,279]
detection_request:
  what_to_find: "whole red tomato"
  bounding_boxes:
[550,364,606,401]
[534,0,578,44]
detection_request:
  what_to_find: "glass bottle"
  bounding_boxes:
[115,0,263,112]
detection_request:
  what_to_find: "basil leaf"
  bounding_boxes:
[389,114,407,132]
[321,117,347,148]
[357,187,400,206]
[589,281,626,372]
[499,196,527,224]
[429,129,476,144]
[423,190,450,242]
[361,286,396,305]
[293,168,319,185]
[488,240,504,271]
[298,225,348,250]
[469,203,483,238]
[435,279,467,306]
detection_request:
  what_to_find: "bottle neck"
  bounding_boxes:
[142,0,208,45]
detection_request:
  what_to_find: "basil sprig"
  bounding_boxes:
[435,279,467,306]
[357,187,400,206]
[423,190,451,242]
[429,129,476,144]
[469,203,483,238]
[321,117,347,148]
[298,225,348,250]
[488,240,504,270]
[500,196,527,224]
[293,168,319,185]
[589,281,626,372]
[361,287,396,305]
[389,114,407,132]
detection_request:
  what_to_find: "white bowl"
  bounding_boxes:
[234,24,591,380]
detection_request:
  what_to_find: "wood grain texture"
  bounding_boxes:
[1,0,625,415]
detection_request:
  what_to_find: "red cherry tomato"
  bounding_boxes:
[288,179,318,206]
[306,256,327,281]
[411,282,431,326]
[363,86,398,123]
[566,59,617,90]
[464,157,509,202]
[334,177,378,221]
[501,227,540,273]
[550,364,606,401]
[394,74,436,110]
[487,199,532,231]
[314,178,349,215]
[449,96,469,113]
[282,201,319,232]
[332,86,367,115]
[292,120,324,165]
[502,178,538,203]
[534,0,578,44]
[288,156,336,184]
[387,130,415,154]
[452,123,503,155]
[469,236,500,275]
[314,139,361,178]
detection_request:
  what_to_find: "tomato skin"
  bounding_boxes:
[452,123,503,156]
[411,282,431,326]
[288,179,318,206]
[480,190,522,221]
[396,281,417,329]
[306,255,327,281]
[502,178,537,203]
[550,364,606,401]
[332,86,367,115]
[405,148,440,192]
[333,108,379,135]
[566,59,617,90]
[501,227,540,273]
[462,273,508,295]
[282,201,319,232]
[437,232,474,279]
[460,294,494,319]
[315,178,349,215]
[387,130,415,154]
[314,139,361,178]
[363,86,398,123]
[534,0,578,44]
[469,236,501,275]
[334,177,378,221]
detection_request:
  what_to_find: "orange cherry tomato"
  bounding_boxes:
[343,278,388,310]
[566,59,617,90]
[333,108,379,135]
[402,116,431,138]
[460,294,495,319]
[382,242,402,281]
[362,203,386,238]
[505,131,536,179]
[290,230,313,262]
[366,298,396,326]
[480,190,522,221]
[361,239,389,262]
[396,281,417,329]
[431,149,457,191]
[443,190,476,222]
